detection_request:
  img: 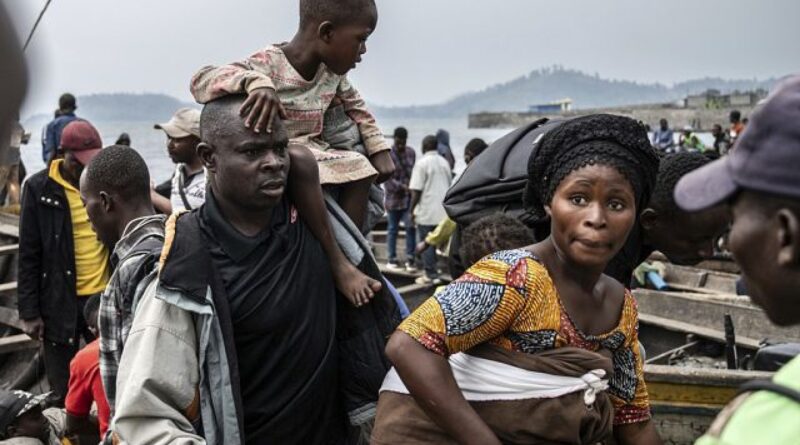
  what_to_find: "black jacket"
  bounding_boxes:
[159,200,400,439]
[17,169,81,345]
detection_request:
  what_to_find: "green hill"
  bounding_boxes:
[372,67,777,118]
[25,93,195,126]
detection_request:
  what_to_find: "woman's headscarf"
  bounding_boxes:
[523,114,659,222]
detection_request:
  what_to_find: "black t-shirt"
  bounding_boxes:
[199,192,344,444]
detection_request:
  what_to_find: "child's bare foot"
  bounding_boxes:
[333,261,382,307]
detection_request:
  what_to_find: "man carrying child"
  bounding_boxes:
[112,96,346,444]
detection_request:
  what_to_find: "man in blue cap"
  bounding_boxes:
[674,74,800,444]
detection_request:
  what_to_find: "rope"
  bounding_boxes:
[23,0,54,52]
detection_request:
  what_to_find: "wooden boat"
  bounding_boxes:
[0,211,42,390]
[371,234,783,444]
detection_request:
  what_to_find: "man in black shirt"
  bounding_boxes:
[113,94,343,444]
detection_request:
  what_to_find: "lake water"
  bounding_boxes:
[20,117,510,183]
[19,117,714,183]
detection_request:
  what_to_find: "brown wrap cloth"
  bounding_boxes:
[371,345,615,445]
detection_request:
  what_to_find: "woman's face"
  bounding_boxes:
[547,164,637,268]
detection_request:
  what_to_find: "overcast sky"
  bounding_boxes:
[7,0,800,116]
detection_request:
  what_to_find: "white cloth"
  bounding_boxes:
[169,164,206,212]
[409,151,452,225]
[380,353,609,406]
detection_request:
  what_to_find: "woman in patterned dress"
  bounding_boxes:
[379,115,663,444]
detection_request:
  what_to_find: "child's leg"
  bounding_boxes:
[337,176,372,231]
[288,144,382,306]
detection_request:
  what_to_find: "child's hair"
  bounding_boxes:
[648,152,713,217]
[83,294,101,331]
[460,213,535,267]
[299,0,376,28]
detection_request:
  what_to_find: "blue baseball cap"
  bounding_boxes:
[675,75,800,211]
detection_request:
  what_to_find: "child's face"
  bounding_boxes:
[645,205,729,266]
[320,14,376,76]
[728,191,800,326]
[10,407,49,443]
[547,165,637,269]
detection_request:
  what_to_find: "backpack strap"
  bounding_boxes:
[705,378,800,439]
[738,380,800,404]
[177,167,193,211]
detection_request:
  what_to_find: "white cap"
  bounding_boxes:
[154,108,201,139]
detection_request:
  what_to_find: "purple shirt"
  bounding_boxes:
[383,144,416,211]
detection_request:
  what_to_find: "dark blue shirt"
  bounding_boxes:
[43,112,78,163]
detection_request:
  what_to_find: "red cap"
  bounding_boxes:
[60,120,103,166]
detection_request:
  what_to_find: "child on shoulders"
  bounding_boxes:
[191,0,391,306]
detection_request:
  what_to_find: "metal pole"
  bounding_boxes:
[23,0,53,52]
[724,314,738,369]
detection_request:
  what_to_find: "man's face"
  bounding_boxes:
[167,135,200,164]
[79,170,117,247]
[320,12,377,76]
[393,136,406,150]
[203,122,290,212]
[729,191,800,326]
[62,150,85,182]
[646,205,730,265]
[660,120,668,130]
[10,406,49,443]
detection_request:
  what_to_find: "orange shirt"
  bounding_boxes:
[65,339,111,437]
[731,122,745,138]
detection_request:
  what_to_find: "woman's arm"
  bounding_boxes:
[385,332,501,445]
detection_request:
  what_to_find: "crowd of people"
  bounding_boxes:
[650,110,748,156]
[0,0,799,444]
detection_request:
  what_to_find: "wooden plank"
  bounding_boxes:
[639,312,761,350]
[0,244,18,256]
[645,340,700,365]
[647,381,738,407]
[0,223,18,238]
[0,281,16,296]
[396,283,434,295]
[634,289,800,344]
[0,334,37,354]
[0,306,23,329]
[667,282,729,295]
[645,364,772,387]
